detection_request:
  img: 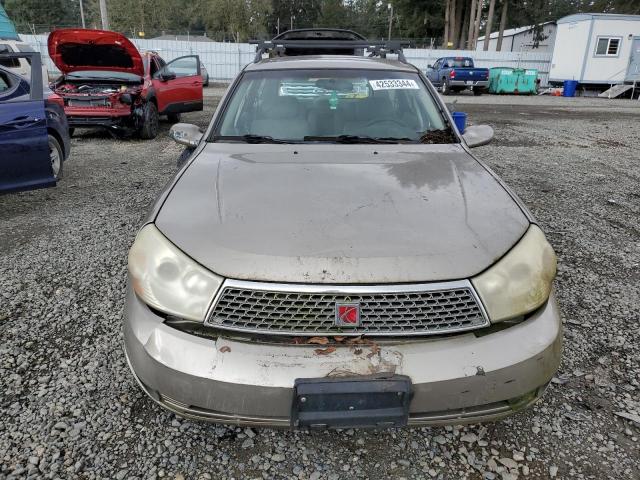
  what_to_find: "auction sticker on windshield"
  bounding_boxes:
[369,79,420,90]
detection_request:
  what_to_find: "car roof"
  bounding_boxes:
[245,55,418,73]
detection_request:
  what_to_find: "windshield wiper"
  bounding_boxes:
[214,134,292,144]
[303,135,413,144]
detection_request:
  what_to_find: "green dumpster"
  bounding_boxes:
[489,67,539,94]
[489,67,517,94]
[516,68,539,95]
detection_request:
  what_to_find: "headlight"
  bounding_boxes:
[128,224,222,321]
[472,225,556,322]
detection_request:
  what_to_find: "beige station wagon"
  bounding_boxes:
[124,31,561,429]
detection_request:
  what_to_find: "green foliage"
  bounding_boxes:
[268,0,321,33]
[3,0,639,40]
[3,0,80,30]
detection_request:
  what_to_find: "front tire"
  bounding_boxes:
[48,134,64,180]
[139,102,159,139]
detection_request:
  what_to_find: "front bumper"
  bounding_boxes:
[124,285,562,427]
[450,80,489,88]
[65,104,133,129]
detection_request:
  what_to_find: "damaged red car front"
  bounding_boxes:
[48,29,203,139]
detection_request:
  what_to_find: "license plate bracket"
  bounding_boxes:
[291,374,413,429]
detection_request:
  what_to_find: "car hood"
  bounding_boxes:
[48,29,144,76]
[155,144,529,284]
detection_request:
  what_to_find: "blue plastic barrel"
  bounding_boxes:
[563,80,578,97]
[452,111,467,133]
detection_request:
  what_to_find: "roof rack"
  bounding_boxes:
[251,38,409,64]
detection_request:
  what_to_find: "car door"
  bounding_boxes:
[152,55,203,115]
[0,56,53,193]
[431,60,443,84]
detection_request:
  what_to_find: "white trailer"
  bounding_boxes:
[549,13,640,87]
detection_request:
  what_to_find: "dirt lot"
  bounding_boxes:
[1,91,639,480]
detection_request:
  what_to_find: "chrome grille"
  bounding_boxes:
[205,280,489,336]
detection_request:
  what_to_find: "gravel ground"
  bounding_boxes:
[1,91,639,480]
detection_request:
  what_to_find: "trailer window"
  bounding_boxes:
[595,37,621,57]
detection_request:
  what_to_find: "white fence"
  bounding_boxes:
[20,34,552,85]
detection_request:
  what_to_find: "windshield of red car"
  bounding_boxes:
[214,69,448,143]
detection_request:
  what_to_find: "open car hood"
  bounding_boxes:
[48,29,144,76]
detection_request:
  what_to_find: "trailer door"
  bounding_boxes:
[627,37,640,82]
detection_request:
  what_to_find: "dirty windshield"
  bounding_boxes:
[214,69,448,143]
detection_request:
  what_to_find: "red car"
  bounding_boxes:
[48,29,203,139]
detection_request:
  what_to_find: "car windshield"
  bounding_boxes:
[66,70,142,82]
[214,69,450,143]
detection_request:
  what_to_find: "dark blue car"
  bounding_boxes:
[0,51,70,193]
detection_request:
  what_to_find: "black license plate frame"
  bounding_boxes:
[291,374,413,429]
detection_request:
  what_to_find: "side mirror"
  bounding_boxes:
[170,123,203,148]
[427,64,433,69]
[160,71,176,82]
[462,124,494,148]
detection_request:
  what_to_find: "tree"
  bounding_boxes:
[473,0,483,49]
[4,0,80,30]
[458,0,470,49]
[268,0,321,34]
[482,0,496,50]
[443,0,450,46]
[466,0,477,49]
[496,0,508,51]
[6,0,640,46]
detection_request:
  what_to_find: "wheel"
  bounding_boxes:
[48,134,64,180]
[139,102,159,139]
[68,128,75,138]
[167,112,181,123]
[442,78,451,95]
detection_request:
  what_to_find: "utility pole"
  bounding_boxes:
[277,18,280,35]
[79,0,86,28]
[139,0,144,37]
[99,0,109,30]
[387,3,393,41]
